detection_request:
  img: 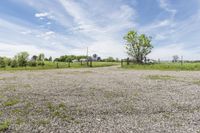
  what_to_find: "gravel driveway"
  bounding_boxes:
[1,66,200,133]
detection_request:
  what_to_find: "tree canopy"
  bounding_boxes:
[124,30,153,63]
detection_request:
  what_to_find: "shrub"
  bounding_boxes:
[11,60,18,68]
[28,61,37,67]
[0,57,6,68]
[38,61,45,66]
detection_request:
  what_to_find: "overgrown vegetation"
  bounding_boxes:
[0,52,119,71]
[0,120,10,132]
[122,62,200,71]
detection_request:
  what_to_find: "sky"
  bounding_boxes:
[0,0,200,60]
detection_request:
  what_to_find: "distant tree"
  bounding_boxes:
[172,55,179,62]
[11,59,18,68]
[49,56,52,62]
[28,61,37,67]
[44,58,49,61]
[104,57,115,62]
[97,57,101,61]
[31,55,38,61]
[54,58,59,62]
[92,54,98,60]
[3,57,12,66]
[0,57,6,68]
[115,58,119,62]
[38,53,45,61]
[15,52,29,67]
[124,30,153,63]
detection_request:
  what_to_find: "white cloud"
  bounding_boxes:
[35,12,49,18]
[158,0,177,17]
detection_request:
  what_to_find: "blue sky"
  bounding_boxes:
[0,0,200,60]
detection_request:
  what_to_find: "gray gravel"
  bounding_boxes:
[1,66,200,132]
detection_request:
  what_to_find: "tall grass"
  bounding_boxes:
[122,62,200,71]
[0,61,119,71]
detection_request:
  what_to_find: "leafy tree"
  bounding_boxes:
[104,57,115,62]
[124,30,153,63]
[49,56,52,62]
[172,55,179,62]
[97,57,101,61]
[38,53,45,61]
[44,58,49,61]
[28,61,37,67]
[0,57,6,68]
[10,59,18,68]
[31,55,38,61]
[1,57,12,66]
[15,52,29,67]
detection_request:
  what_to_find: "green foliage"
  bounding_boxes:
[0,61,119,71]
[15,52,29,67]
[0,120,10,132]
[123,62,200,71]
[0,57,6,68]
[55,55,87,62]
[49,56,52,62]
[4,99,19,106]
[37,61,45,66]
[38,53,45,61]
[3,57,12,66]
[10,59,18,68]
[28,61,37,67]
[124,30,153,63]
[103,57,115,62]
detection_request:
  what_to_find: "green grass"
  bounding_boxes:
[0,61,119,71]
[122,62,200,71]
[0,120,10,132]
[3,99,19,107]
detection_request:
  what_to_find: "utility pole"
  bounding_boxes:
[181,56,183,65]
[86,47,88,58]
[86,47,89,66]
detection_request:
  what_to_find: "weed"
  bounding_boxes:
[0,120,10,132]
[4,99,19,106]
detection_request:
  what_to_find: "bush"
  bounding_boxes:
[11,60,18,68]
[28,61,37,67]
[0,57,6,68]
[15,52,29,67]
[38,61,45,66]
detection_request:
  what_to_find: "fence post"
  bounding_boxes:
[81,61,83,66]
[68,61,70,67]
[127,58,129,65]
[121,59,123,67]
[56,63,59,68]
[87,60,89,67]
[90,60,92,67]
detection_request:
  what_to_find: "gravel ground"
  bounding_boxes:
[1,66,200,133]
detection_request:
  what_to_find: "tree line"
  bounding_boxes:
[0,52,120,68]
[0,52,50,68]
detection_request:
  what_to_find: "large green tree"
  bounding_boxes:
[124,30,153,63]
[15,52,29,67]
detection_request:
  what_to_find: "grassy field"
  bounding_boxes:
[0,61,119,71]
[122,62,200,71]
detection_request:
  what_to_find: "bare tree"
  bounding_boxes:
[172,55,179,62]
